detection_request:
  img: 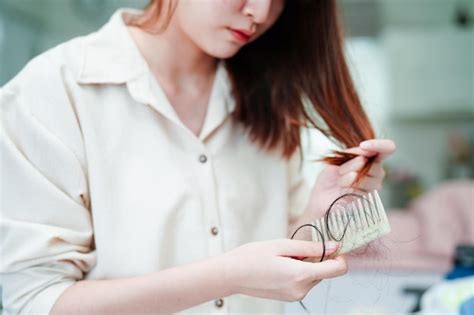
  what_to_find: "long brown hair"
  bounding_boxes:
[129,0,376,183]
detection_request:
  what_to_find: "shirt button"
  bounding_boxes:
[198,154,207,163]
[210,226,219,236]
[215,298,224,308]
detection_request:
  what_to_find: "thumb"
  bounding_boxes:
[273,239,339,258]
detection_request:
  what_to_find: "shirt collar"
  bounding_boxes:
[77,8,148,84]
[77,8,236,140]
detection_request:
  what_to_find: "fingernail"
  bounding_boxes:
[325,242,338,250]
[360,141,372,149]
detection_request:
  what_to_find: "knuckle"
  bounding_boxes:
[307,242,319,256]
[341,266,348,276]
[338,260,348,275]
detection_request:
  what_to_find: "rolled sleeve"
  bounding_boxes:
[0,89,96,314]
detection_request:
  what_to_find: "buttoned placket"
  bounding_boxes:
[193,137,232,314]
[195,145,223,253]
[125,68,229,315]
[167,140,225,315]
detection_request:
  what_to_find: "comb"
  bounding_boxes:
[311,190,391,255]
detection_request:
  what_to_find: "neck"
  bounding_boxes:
[127,17,217,87]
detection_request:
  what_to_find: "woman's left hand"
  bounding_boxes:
[307,139,396,218]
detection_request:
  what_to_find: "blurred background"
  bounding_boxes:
[1,0,473,314]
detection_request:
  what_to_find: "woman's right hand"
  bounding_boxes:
[220,239,347,302]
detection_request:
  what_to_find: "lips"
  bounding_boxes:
[229,28,253,43]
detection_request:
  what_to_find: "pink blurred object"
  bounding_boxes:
[348,180,474,272]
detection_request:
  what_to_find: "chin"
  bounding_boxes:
[203,44,242,59]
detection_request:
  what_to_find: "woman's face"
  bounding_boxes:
[173,0,285,58]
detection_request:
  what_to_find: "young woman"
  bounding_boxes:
[0,0,395,314]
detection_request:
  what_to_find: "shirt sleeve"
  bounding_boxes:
[287,148,312,224]
[0,88,96,314]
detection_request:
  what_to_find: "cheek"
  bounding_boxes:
[177,1,225,39]
[182,22,240,58]
[177,3,241,58]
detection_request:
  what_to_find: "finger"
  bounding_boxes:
[305,255,348,280]
[367,162,385,178]
[360,139,396,161]
[274,239,339,258]
[338,171,358,188]
[355,176,382,192]
[338,156,367,175]
[360,139,396,153]
[340,162,384,184]
[343,147,377,158]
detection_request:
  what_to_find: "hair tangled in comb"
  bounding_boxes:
[290,192,379,313]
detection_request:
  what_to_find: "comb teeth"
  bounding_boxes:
[311,190,391,254]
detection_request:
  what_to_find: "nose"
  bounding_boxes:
[243,0,272,24]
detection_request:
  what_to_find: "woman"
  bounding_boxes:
[0,0,395,314]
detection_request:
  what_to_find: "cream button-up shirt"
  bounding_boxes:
[0,8,311,315]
